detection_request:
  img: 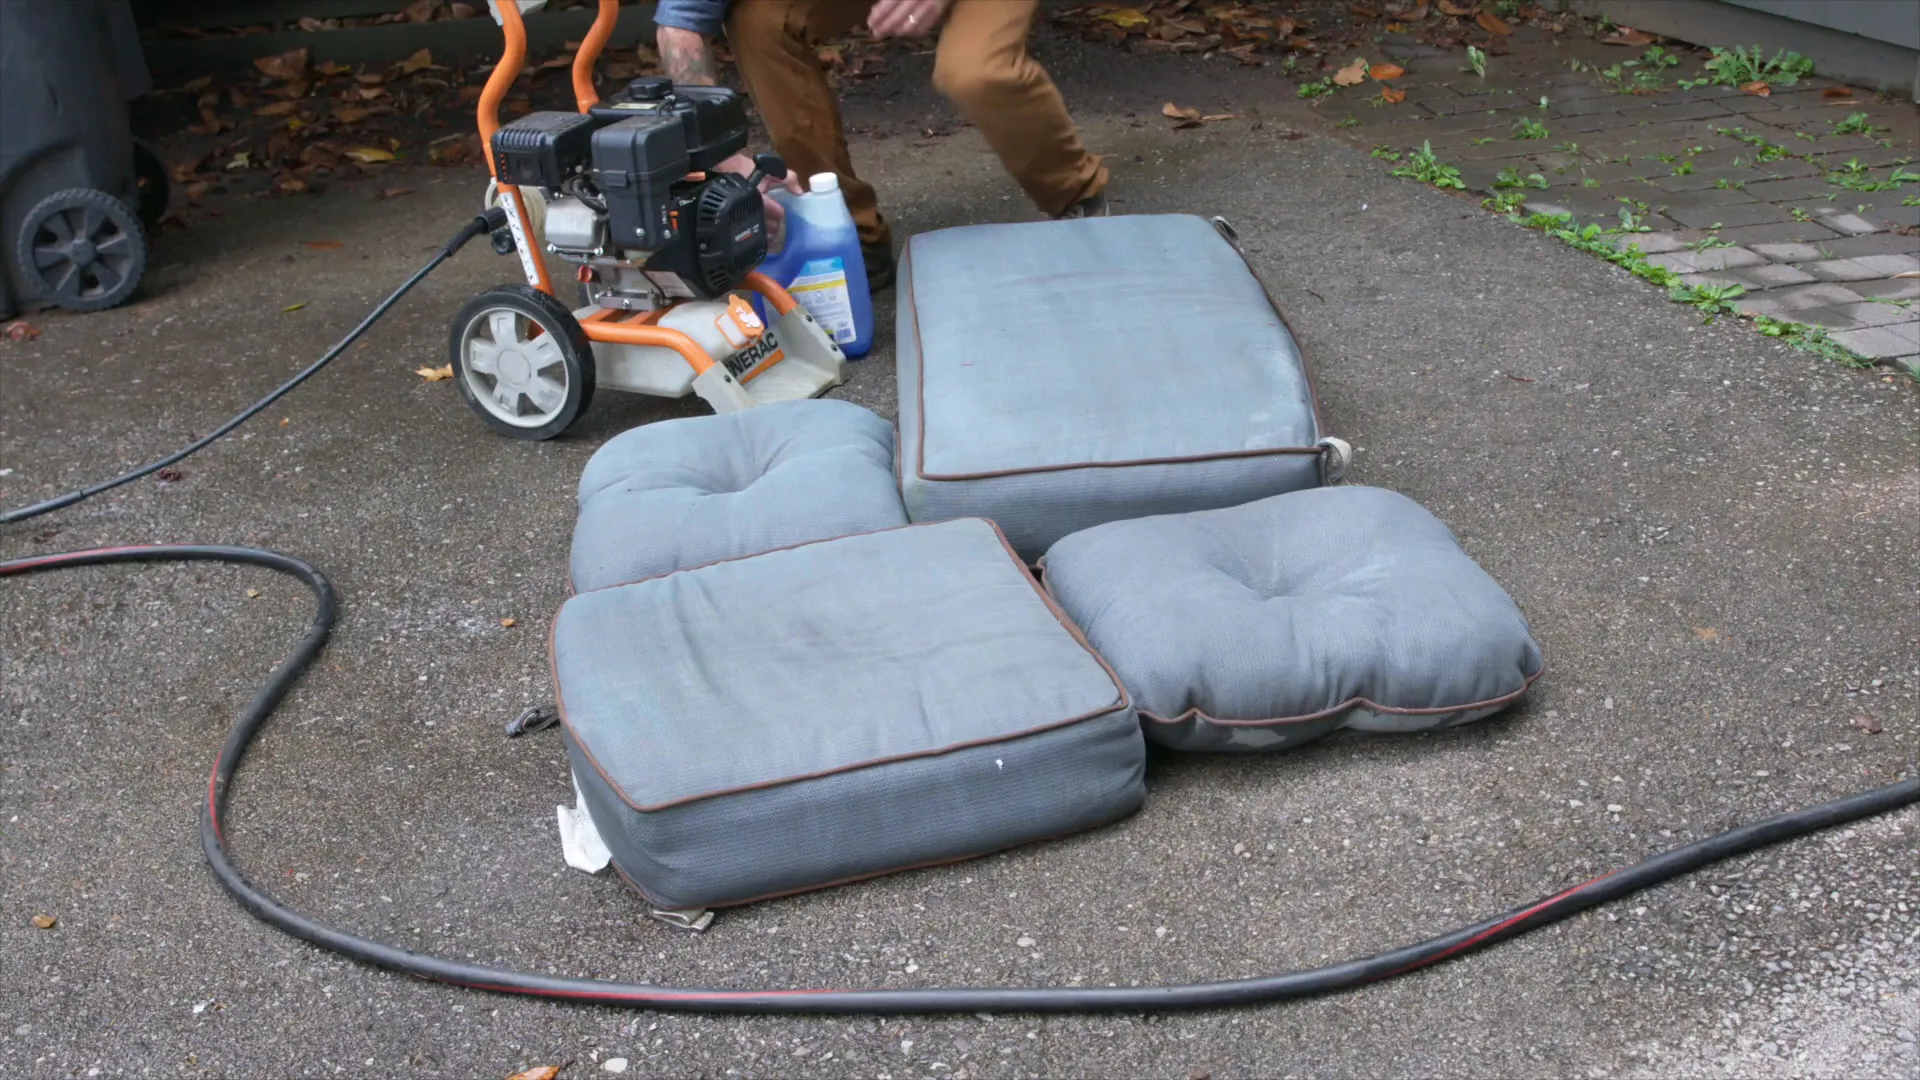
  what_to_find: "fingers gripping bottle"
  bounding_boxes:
[757,173,874,358]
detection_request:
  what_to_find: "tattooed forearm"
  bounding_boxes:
[657,27,719,87]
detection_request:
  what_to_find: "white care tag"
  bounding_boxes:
[556,773,612,874]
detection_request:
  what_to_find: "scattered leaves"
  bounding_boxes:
[1095,8,1152,28]
[1385,1,1429,19]
[1381,85,1407,103]
[1476,11,1512,35]
[500,617,518,628]
[398,48,436,75]
[1742,81,1771,97]
[1162,101,1202,121]
[253,48,310,82]
[1437,0,1474,13]
[302,240,345,250]
[1334,59,1370,86]
[1601,27,1654,46]
[253,101,299,118]
[417,364,454,381]
[506,1068,565,1080]
[32,915,57,930]
[344,147,396,163]
[3,320,41,342]
[403,0,439,23]
[1822,86,1854,98]
[155,467,184,483]
[1370,62,1406,80]
[1853,714,1883,735]
[1692,627,1721,641]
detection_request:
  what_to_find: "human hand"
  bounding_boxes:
[867,0,951,39]
[713,152,803,233]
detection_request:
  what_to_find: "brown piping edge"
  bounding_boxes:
[547,517,1135,816]
[905,217,1330,485]
[1139,663,1546,728]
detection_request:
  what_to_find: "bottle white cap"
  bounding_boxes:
[809,172,840,194]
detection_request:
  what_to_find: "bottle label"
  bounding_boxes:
[787,257,857,345]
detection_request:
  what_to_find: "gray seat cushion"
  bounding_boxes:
[1041,486,1544,752]
[569,398,907,592]
[897,213,1327,562]
[551,518,1146,911]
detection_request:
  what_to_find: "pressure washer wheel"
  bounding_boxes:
[15,188,148,313]
[450,285,596,441]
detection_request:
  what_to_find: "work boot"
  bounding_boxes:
[1054,191,1110,220]
[864,243,896,293]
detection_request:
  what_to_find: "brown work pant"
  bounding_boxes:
[725,0,1108,263]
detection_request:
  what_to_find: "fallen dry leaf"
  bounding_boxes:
[1437,0,1473,15]
[1692,627,1721,641]
[1094,8,1151,29]
[345,146,396,163]
[1822,86,1854,98]
[1162,101,1203,121]
[1381,85,1407,103]
[378,187,417,200]
[155,467,184,483]
[1386,1,1429,19]
[316,61,353,77]
[246,588,261,598]
[1602,27,1654,45]
[451,2,478,16]
[500,617,517,628]
[3,319,41,342]
[1853,714,1883,735]
[283,302,306,313]
[1334,59,1370,86]
[1370,62,1406,80]
[1503,372,1533,383]
[403,0,438,23]
[254,47,309,81]
[1742,80,1771,97]
[505,1067,565,1080]
[1891,270,1920,279]
[1350,5,1380,16]
[417,365,454,381]
[1476,11,1512,35]
[181,75,213,92]
[399,47,435,75]
[302,240,345,250]
[1200,113,1240,122]
[254,101,298,117]
[334,106,375,124]
[32,915,57,930]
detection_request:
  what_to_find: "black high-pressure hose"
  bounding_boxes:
[1,214,1915,1018]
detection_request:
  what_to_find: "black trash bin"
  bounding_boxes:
[0,0,164,320]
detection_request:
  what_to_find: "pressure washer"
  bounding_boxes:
[0,0,1914,1020]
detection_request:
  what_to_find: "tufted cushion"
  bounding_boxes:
[896,213,1331,562]
[569,398,908,592]
[1041,486,1544,752]
[552,518,1146,911]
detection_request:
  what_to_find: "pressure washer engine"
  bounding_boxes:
[461,75,846,440]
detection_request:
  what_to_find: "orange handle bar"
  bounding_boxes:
[573,0,622,111]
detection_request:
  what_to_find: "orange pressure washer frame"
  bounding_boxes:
[478,0,800,379]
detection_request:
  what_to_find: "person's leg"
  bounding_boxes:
[725,0,896,280]
[930,0,1107,218]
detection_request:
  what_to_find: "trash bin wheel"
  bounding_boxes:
[131,139,170,233]
[449,285,596,441]
[14,188,148,313]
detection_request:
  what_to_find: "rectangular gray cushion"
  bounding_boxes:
[570,398,907,593]
[1041,486,1544,753]
[897,213,1325,562]
[551,518,1145,910]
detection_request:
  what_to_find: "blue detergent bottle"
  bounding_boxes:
[756,172,873,358]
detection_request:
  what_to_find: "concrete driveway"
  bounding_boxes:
[3,34,1916,1080]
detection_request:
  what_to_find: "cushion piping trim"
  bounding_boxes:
[1134,663,1546,728]
[548,518,1134,814]
[903,221,1328,483]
